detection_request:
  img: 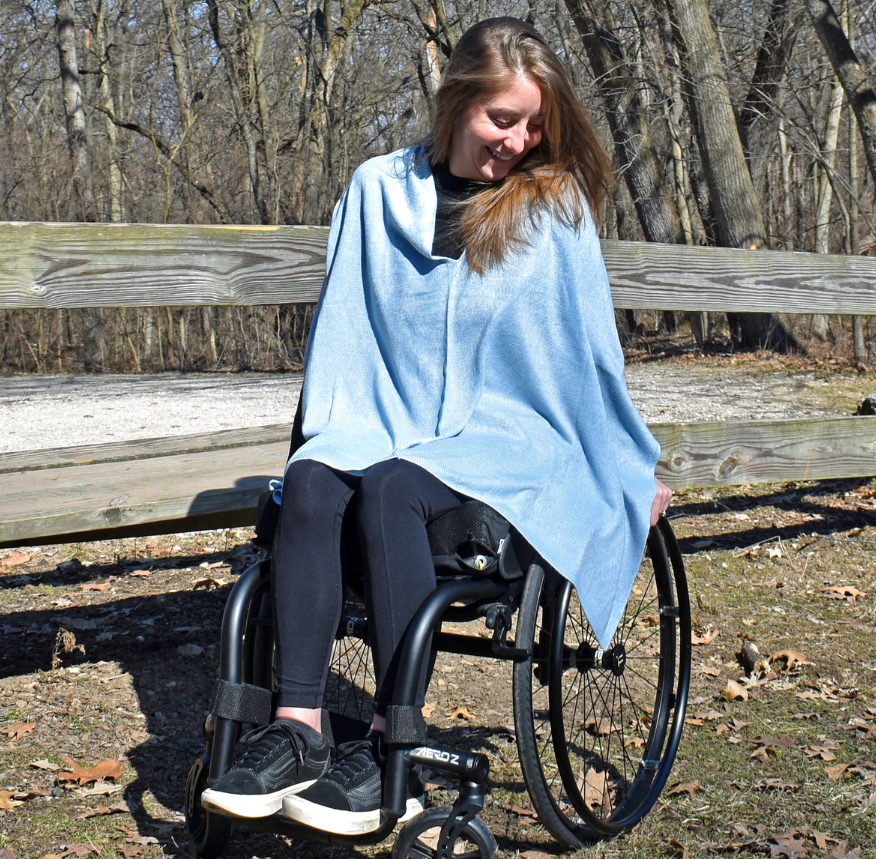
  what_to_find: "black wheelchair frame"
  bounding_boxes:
[185,516,691,859]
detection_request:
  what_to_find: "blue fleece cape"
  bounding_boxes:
[288,147,660,647]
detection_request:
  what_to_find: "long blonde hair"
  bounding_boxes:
[425,17,613,273]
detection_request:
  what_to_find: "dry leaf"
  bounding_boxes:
[667,780,702,798]
[585,717,612,736]
[60,846,95,858]
[721,679,749,701]
[73,783,124,798]
[129,730,149,741]
[446,706,474,721]
[749,746,777,762]
[508,803,538,819]
[667,838,690,859]
[769,831,807,858]
[825,764,850,780]
[579,768,609,810]
[119,848,142,859]
[80,582,109,592]
[58,758,124,786]
[753,778,800,791]
[2,722,36,740]
[696,665,722,677]
[76,802,129,819]
[0,791,24,810]
[754,736,797,749]
[805,742,837,760]
[692,628,718,645]
[1,551,32,567]
[770,650,807,671]
[30,759,61,771]
[421,703,436,718]
[823,586,867,602]
[518,852,551,859]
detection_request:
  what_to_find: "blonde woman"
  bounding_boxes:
[202,16,671,835]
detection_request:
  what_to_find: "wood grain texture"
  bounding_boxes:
[0,437,288,547]
[652,416,876,489]
[2,222,876,313]
[0,221,328,309]
[2,416,874,546]
[0,425,290,474]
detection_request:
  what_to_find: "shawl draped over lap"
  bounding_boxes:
[287,147,660,647]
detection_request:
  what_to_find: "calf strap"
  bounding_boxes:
[385,705,427,744]
[209,679,273,726]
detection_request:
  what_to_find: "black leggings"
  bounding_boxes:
[271,458,465,716]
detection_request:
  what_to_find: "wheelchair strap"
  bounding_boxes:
[209,679,273,726]
[385,705,427,744]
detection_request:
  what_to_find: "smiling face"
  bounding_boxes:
[447,75,545,182]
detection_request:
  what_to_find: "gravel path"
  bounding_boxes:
[0,362,855,454]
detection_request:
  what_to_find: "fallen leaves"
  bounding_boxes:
[769,649,808,672]
[445,706,474,721]
[57,758,123,787]
[76,802,129,819]
[822,585,867,603]
[667,779,702,798]
[0,791,24,811]
[2,722,35,740]
[1,551,32,567]
[721,679,749,701]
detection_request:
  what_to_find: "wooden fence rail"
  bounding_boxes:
[1,221,875,546]
[2,221,876,314]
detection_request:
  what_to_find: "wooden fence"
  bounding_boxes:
[1,221,875,547]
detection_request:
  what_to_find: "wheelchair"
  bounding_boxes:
[184,496,691,859]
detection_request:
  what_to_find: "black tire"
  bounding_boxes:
[184,754,232,859]
[393,806,498,859]
[512,519,691,845]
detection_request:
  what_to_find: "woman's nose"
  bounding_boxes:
[504,122,528,153]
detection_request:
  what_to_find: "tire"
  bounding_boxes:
[184,754,232,859]
[393,806,498,859]
[512,519,691,845]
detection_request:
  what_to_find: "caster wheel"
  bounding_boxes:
[393,806,498,859]
[185,754,232,859]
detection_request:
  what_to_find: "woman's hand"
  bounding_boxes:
[650,478,673,526]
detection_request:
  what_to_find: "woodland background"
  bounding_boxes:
[1,0,876,373]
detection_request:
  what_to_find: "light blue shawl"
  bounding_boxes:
[288,147,660,647]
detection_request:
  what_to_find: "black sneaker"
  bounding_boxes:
[201,718,331,818]
[280,738,425,834]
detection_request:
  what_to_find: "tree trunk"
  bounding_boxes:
[56,0,93,220]
[804,0,876,191]
[566,0,683,247]
[666,0,797,351]
[738,0,797,157]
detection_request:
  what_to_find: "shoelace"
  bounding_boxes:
[323,740,377,783]
[235,721,306,769]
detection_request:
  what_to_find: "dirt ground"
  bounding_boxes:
[1,355,875,859]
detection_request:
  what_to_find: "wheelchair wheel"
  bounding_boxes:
[512,519,691,845]
[393,807,498,859]
[324,589,376,742]
[185,754,232,859]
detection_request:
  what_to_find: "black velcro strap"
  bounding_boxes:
[209,679,273,726]
[384,705,427,744]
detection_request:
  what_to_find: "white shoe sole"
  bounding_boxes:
[280,793,425,834]
[201,779,317,819]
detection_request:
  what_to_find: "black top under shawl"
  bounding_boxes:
[431,163,487,260]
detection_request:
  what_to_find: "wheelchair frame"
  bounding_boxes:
[185,517,691,858]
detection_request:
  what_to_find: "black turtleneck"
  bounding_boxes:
[432,163,487,259]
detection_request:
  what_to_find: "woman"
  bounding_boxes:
[202,16,672,835]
